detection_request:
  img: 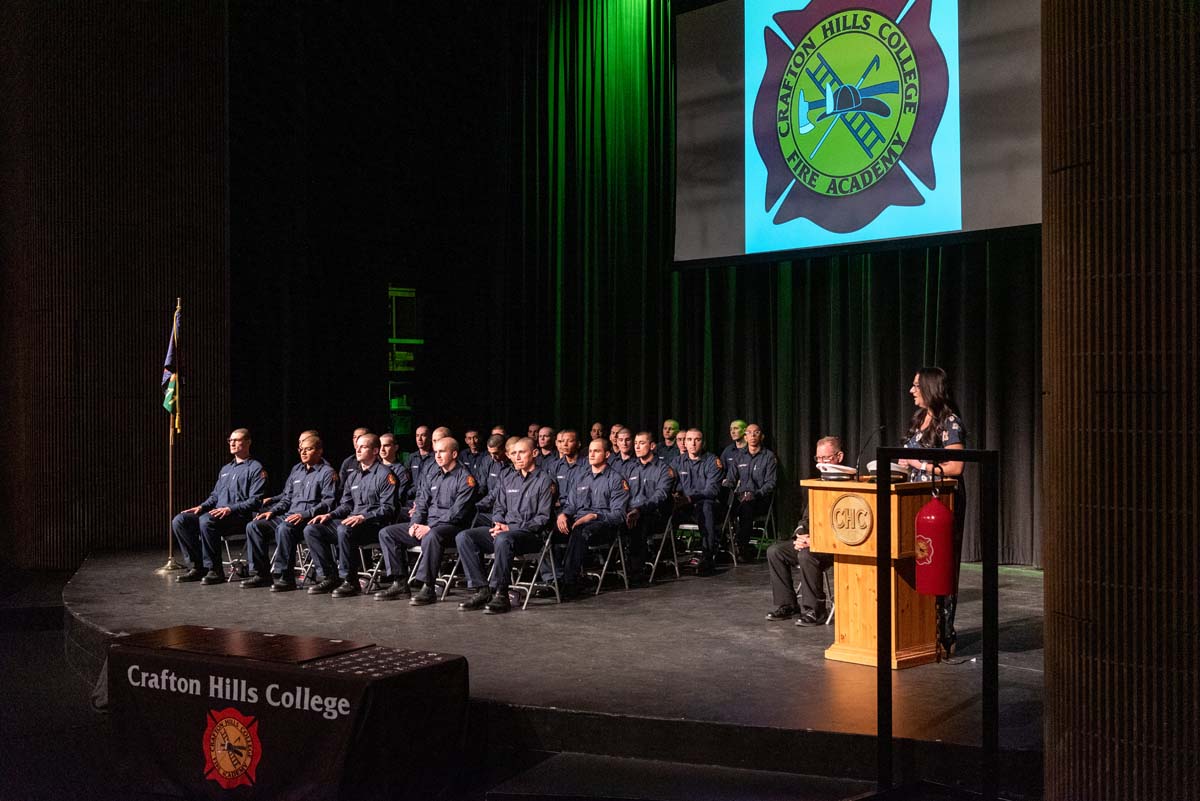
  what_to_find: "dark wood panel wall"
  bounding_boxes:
[1042,2,1198,797]
[0,2,230,570]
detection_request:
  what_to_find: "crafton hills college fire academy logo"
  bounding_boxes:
[753,0,948,232]
[203,707,262,790]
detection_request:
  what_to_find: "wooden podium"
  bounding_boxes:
[801,477,956,670]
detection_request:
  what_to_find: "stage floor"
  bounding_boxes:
[65,550,1043,755]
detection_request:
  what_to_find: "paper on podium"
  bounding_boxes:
[816,463,857,480]
[868,460,907,479]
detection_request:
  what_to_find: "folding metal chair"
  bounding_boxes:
[795,565,836,625]
[823,566,836,625]
[647,517,680,583]
[747,496,779,559]
[356,545,387,593]
[221,535,249,582]
[406,544,462,600]
[585,531,629,594]
[294,543,315,584]
[509,529,561,609]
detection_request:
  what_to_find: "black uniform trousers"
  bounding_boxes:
[734,494,772,548]
[766,540,833,614]
[244,517,306,577]
[629,511,668,570]
[456,526,544,592]
[378,522,459,587]
[561,519,616,584]
[303,519,385,582]
[172,510,252,573]
[676,500,719,558]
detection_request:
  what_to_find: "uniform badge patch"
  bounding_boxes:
[466,475,476,488]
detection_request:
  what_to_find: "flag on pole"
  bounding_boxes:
[162,303,181,432]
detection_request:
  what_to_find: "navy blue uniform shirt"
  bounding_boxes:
[331,461,398,522]
[732,448,778,497]
[720,443,746,483]
[563,466,629,526]
[201,459,267,514]
[472,456,513,510]
[459,449,485,474]
[493,467,556,531]
[549,456,587,499]
[627,458,676,513]
[268,461,337,518]
[607,452,638,479]
[676,453,723,501]
[413,462,477,527]
[382,461,412,504]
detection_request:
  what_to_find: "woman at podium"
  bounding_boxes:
[898,366,966,654]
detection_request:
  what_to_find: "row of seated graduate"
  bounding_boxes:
[170,419,779,612]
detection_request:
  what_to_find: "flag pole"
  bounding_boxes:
[157,297,184,573]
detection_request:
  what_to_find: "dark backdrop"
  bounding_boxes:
[1,1,1042,568]
[0,1,230,570]
[227,1,1041,566]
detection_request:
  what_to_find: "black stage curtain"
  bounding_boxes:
[226,3,1043,566]
[486,1,1043,566]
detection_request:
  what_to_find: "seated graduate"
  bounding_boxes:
[455,437,557,615]
[658,418,681,462]
[535,426,557,467]
[243,432,337,591]
[172,428,266,585]
[378,433,412,523]
[303,433,398,598]
[404,425,433,506]
[673,429,688,463]
[471,433,513,526]
[719,418,748,487]
[459,429,485,473]
[674,428,724,576]
[730,423,778,559]
[608,427,637,477]
[547,429,586,499]
[556,437,629,598]
[625,431,677,580]
[337,427,371,500]
[764,436,842,625]
[375,436,476,605]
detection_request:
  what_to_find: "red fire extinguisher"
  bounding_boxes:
[915,489,954,596]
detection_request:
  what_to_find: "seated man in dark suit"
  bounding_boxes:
[765,436,843,625]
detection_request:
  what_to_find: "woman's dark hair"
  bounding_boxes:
[907,366,961,446]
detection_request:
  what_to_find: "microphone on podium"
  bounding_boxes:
[854,425,886,477]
